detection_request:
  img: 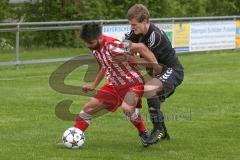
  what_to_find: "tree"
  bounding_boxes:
[0,0,11,21]
[2,0,240,48]
[206,0,240,16]
[166,0,207,17]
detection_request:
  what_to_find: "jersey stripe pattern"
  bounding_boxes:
[92,35,144,86]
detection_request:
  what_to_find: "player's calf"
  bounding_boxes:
[128,109,150,147]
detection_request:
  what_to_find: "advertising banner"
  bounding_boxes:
[190,21,236,51]
[156,23,173,44]
[103,23,174,45]
[174,23,190,52]
[102,25,131,41]
[236,21,240,48]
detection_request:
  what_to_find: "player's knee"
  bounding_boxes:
[144,86,160,98]
[122,103,135,115]
[144,79,163,98]
[82,98,101,114]
[144,89,156,98]
[82,103,97,114]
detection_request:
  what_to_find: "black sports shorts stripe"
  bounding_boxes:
[156,67,184,102]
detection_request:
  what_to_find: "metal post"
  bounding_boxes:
[233,16,237,52]
[16,23,20,70]
[172,17,175,47]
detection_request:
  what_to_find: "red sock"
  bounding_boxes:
[130,114,147,133]
[73,115,90,132]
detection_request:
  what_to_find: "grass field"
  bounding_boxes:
[0,50,240,160]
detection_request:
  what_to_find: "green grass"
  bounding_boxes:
[0,50,240,160]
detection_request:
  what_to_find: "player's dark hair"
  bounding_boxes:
[127,4,150,22]
[80,22,102,41]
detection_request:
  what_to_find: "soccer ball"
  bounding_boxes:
[62,127,85,149]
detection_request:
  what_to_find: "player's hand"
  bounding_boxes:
[130,42,141,52]
[153,64,163,75]
[82,83,96,93]
[146,67,161,77]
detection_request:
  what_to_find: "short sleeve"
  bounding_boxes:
[148,31,161,49]
[124,30,140,43]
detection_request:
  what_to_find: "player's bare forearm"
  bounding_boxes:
[130,43,157,63]
[82,66,105,92]
[126,55,152,68]
[93,66,105,87]
[130,43,163,74]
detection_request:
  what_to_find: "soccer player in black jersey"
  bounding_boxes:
[124,4,184,145]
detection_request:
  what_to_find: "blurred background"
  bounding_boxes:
[1,0,240,68]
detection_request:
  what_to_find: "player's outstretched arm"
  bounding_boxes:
[130,42,163,74]
[82,65,105,92]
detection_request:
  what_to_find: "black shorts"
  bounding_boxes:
[156,67,184,102]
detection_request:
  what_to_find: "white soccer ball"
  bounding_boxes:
[62,127,85,149]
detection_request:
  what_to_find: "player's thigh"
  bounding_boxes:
[144,78,163,98]
[83,97,110,115]
[122,91,139,107]
[121,91,139,116]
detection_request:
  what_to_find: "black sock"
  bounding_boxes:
[147,96,165,131]
[162,120,167,133]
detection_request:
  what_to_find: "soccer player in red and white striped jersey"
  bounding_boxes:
[91,35,144,87]
[72,22,151,146]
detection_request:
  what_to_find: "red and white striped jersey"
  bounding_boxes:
[92,35,144,86]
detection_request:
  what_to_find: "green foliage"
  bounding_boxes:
[167,0,207,17]
[0,38,14,50]
[6,0,240,22]
[206,0,240,16]
[0,0,12,21]
[11,0,86,48]
[1,0,240,48]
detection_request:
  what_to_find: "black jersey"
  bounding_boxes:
[125,23,183,71]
